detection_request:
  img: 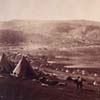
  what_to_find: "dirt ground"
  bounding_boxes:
[0,77,99,100]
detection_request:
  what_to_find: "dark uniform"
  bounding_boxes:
[76,76,83,90]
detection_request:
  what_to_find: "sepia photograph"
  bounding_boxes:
[0,0,100,100]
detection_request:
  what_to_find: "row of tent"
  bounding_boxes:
[0,53,40,79]
[0,53,60,86]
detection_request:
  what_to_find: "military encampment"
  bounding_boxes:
[1,0,100,99]
[0,51,99,100]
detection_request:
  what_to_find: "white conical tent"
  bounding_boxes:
[13,56,38,79]
[13,59,22,77]
[0,53,14,74]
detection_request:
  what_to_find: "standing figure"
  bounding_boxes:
[76,76,83,90]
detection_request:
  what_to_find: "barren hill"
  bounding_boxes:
[0,20,100,47]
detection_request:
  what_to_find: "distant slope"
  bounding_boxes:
[0,20,100,47]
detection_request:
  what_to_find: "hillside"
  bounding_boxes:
[0,20,100,47]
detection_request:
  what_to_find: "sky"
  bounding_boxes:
[0,0,100,21]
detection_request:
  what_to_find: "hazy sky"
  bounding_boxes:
[0,0,100,21]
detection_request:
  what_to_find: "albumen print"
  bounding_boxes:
[0,0,100,100]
